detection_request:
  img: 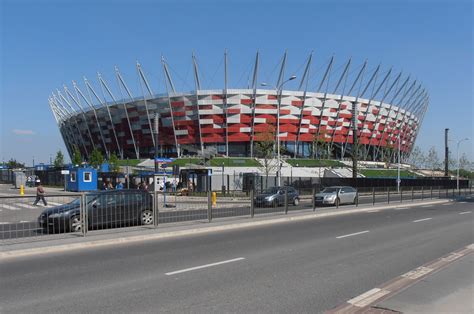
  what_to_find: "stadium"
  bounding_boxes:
[48,52,428,162]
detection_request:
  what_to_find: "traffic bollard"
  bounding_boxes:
[20,184,24,195]
[212,192,217,206]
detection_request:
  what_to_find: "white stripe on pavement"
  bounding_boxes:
[421,205,433,208]
[336,230,370,239]
[16,203,36,209]
[0,204,20,210]
[48,201,62,206]
[413,218,432,223]
[459,211,472,215]
[165,257,245,275]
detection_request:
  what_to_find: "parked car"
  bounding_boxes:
[38,190,153,233]
[254,186,300,207]
[314,186,357,206]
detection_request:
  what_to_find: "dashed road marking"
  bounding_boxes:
[165,257,245,275]
[401,266,433,279]
[459,211,472,215]
[413,217,432,223]
[336,230,370,239]
[347,288,391,307]
[421,205,433,208]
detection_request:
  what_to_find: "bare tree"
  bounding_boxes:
[408,146,425,169]
[426,146,441,175]
[255,126,277,189]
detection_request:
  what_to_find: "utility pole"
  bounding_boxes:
[444,128,449,177]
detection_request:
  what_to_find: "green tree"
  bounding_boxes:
[108,153,120,172]
[53,150,65,168]
[72,146,82,166]
[89,148,104,169]
[5,158,25,169]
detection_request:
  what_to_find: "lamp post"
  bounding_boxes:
[222,162,225,195]
[456,138,469,191]
[261,75,296,186]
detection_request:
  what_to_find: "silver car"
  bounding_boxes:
[314,186,358,206]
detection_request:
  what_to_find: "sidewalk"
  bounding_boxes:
[0,197,450,259]
[375,253,473,313]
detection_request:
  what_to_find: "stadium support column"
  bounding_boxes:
[76,79,109,158]
[88,74,123,159]
[276,51,287,186]
[328,58,352,153]
[114,67,139,159]
[192,53,204,157]
[294,52,313,158]
[314,56,334,158]
[249,51,259,158]
[444,128,449,177]
[137,62,156,150]
[154,113,159,173]
[341,60,367,157]
[161,56,179,157]
[224,49,229,157]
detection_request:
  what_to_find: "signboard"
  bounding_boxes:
[61,170,70,175]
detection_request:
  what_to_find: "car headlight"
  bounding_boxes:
[325,195,336,199]
[265,196,274,201]
[49,212,67,218]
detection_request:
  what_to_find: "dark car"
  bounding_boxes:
[254,186,300,207]
[38,190,153,233]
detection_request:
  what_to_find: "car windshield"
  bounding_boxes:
[322,188,339,193]
[262,187,280,194]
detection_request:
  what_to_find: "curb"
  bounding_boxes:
[326,243,474,313]
[0,198,451,260]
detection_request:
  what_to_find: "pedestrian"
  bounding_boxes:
[33,183,47,206]
[102,181,108,190]
[107,181,114,190]
[116,181,124,190]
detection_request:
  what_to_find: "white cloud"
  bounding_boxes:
[12,129,36,135]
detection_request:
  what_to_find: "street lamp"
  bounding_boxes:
[456,138,469,191]
[261,75,297,186]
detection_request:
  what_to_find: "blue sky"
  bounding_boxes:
[1,0,472,165]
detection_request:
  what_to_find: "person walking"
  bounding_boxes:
[33,183,47,206]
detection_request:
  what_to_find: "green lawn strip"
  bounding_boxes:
[116,159,143,166]
[360,169,418,178]
[286,159,345,167]
[169,158,261,167]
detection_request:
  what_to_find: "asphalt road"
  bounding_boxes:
[1,198,472,313]
[0,190,457,240]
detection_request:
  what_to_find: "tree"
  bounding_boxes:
[72,146,82,166]
[4,158,25,169]
[382,144,394,168]
[426,146,441,175]
[408,146,425,169]
[108,153,120,172]
[53,151,64,168]
[312,129,329,159]
[459,153,472,171]
[89,148,104,169]
[255,126,277,189]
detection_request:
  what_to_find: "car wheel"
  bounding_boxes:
[141,209,154,225]
[293,198,299,206]
[69,215,82,233]
[335,198,340,207]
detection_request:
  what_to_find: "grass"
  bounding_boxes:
[286,159,345,167]
[169,157,261,167]
[116,159,143,166]
[360,169,419,178]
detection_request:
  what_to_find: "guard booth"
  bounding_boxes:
[179,168,212,192]
[67,166,98,192]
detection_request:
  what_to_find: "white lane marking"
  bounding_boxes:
[413,218,432,223]
[165,257,245,275]
[336,230,370,239]
[442,203,451,206]
[0,222,10,225]
[1,204,19,210]
[16,203,36,209]
[394,207,409,210]
[421,205,433,208]
[459,211,472,215]
[459,202,467,204]
[48,201,62,206]
[402,266,433,279]
[348,288,391,307]
[20,220,31,223]
[367,210,380,213]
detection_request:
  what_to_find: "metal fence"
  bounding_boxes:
[1,184,471,244]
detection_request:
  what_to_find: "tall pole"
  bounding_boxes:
[154,113,159,174]
[456,138,469,190]
[444,128,449,177]
[397,137,401,192]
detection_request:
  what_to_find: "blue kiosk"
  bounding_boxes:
[67,166,98,192]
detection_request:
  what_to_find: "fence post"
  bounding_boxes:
[430,186,433,199]
[207,190,212,222]
[452,187,454,199]
[412,186,414,201]
[400,186,403,203]
[387,187,390,204]
[153,191,159,228]
[446,185,448,198]
[438,186,441,199]
[312,187,316,211]
[250,189,255,218]
[356,191,359,207]
[284,188,288,214]
[372,187,375,205]
[81,193,87,237]
[421,186,424,200]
